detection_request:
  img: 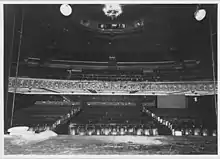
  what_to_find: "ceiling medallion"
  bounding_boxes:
[103,4,123,20]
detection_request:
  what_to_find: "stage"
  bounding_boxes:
[4,135,217,155]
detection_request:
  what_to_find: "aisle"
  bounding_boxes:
[4,135,217,155]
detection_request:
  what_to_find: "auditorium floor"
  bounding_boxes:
[4,135,217,155]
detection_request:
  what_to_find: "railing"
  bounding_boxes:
[142,107,173,131]
[142,107,217,136]
[51,106,81,131]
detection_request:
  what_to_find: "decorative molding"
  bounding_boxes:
[8,77,217,95]
[103,4,123,19]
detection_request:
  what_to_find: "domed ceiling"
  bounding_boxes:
[5,4,217,65]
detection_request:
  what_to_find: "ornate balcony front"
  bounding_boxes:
[8,77,217,96]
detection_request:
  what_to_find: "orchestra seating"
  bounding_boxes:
[12,102,73,130]
[11,94,217,137]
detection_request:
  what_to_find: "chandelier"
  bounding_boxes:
[103,4,123,20]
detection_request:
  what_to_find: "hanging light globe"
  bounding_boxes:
[194,8,206,21]
[60,4,72,16]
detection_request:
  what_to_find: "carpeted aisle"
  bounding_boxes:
[4,135,217,155]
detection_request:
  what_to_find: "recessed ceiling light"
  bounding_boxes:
[63,28,69,32]
[60,4,72,16]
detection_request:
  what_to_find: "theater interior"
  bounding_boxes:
[4,4,218,155]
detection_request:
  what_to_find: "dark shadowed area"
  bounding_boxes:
[5,4,217,64]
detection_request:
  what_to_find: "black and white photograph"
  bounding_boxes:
[3,1,218,155]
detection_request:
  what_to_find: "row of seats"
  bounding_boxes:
[142,108,217,136]
[28,125,51,133]
[172,127,217,136]
[69,124,159,136]
[68,74,199,81]
[19,106,82,133]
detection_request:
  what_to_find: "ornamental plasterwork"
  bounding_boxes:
[8,77,217,96]
[102,4,123,20]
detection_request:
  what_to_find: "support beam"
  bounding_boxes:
[4,5,21,130]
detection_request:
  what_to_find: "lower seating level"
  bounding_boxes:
[8,94,217,137]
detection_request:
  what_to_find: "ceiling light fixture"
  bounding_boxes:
[60,4,72,16]
[194,5,206,21]
[194,97,198,102]
[103,4,123,20]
